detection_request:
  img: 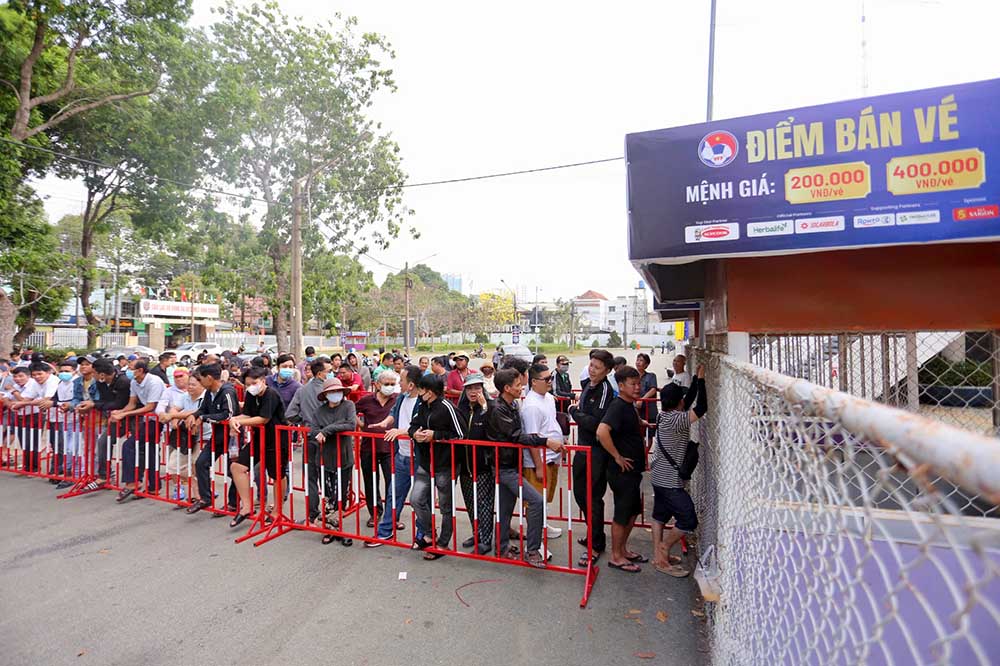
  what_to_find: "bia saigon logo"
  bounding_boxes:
[698,130,739,168]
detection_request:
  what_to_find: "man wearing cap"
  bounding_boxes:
[444,353,471,405]
[553,355,574,411]
[305,377,357,545]
[456,372,495,554]
[72,355,99,411]
[110,360,166,501]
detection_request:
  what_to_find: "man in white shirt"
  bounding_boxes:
[11,362,60,473]
[52,360,79,487]
[521,363,565,540]
[110,360,166,501]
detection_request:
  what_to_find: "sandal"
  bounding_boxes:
[577,551,601,567]
[656,563,691,577]
[322,533,340,545]
[423,551,446,561]
[411,538,433,551]
[625,552,650,563]
[607,560,642,573]
[186,499,210,514]
[229,512,251,528]
[212,505,237,518]
[115,488,134,503]
[366,516,376,528]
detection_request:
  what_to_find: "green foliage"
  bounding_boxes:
[919,356,994,388]
[474,332,490,344]
[607,331,623,348]
[591,339,600,348]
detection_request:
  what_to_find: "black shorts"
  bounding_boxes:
[652,486,698,532]
[607,470,643,525]
[234,436,289,481]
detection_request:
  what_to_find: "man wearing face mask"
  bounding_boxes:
[553,355,574,412]
[267,354,302,409]
[354,370,398,528]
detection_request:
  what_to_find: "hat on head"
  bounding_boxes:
[453,353,469,361]
[127,354,138,361]
[79,354,97,364]
[556,355,570,364]
[463,372,486,388]
[317,377,348,400]
[479,361,494,370]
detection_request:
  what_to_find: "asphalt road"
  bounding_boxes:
[0,470,706,665]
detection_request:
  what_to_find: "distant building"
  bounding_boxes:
[573,286,649,334]
[443,273,463,293]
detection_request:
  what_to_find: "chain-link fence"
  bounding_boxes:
[750,331,1000,437]
[689,349,1000,665]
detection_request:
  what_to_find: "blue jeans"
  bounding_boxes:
[377,451,425,540]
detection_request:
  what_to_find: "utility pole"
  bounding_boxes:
[623,306,628,348]
[569,301,576,350]
[706,0,718,121]
[290,178,304,359]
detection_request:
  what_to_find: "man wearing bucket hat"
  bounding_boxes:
[455,372,495,553]
[307,376,357,545]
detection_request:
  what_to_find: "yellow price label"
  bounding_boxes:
[886,148,986,195]
[784,161,871,204]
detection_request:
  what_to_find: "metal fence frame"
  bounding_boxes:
[689,348,1000,665]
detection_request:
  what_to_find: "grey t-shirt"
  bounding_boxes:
[130,374,166,407]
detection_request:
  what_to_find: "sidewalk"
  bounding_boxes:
[0,475,705,665]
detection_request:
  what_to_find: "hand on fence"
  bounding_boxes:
[413,428,433,443]
[696,364,706,379]
[546,438,565,454]
[316,432,326,445]
[384,428,404,442]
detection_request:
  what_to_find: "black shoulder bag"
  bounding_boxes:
[656,436,699,481]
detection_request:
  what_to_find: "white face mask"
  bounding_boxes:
[246,383,262,396]
[380,384,396,396]
[327,392,344,405]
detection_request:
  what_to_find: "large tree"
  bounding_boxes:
[205,1,412,349]
[2,0,191,142]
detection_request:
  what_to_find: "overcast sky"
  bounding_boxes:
[32,0,1000,303]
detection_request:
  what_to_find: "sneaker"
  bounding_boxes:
[545,525,563,539]
[541,545,553,562]
[461,536,476,549]
[56,481,73,489]
[364,540,383,548]
[172,488,187,501]
[525,550,547,569]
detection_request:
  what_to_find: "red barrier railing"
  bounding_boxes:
[0,393,703,608]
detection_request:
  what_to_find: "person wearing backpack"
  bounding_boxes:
[652,363,707,577]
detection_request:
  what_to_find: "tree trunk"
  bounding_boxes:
[270,250,290,352]
[13,298,38,345]
[79,218,101,348]
[0,291,17,356]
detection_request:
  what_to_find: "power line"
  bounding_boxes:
[1,135,624,202]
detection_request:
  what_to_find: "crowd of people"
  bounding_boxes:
[0,343,707,576]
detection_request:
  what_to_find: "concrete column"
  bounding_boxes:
[727,331,750,362]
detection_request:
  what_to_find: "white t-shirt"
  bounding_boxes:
[397,394,417,457]
[671,371,692,389]
[54,377,76,423]
[20,375,60,420]
[520,390,563,466]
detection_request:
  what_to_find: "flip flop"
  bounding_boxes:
[577,551,601,567]
[625,553,649,563]
[607,561,642,573]
[423,551,446,561]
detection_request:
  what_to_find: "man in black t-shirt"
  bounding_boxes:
[597,365,649,573]
[228,367,287,527]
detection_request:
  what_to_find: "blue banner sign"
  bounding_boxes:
[627,78,1000,265]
